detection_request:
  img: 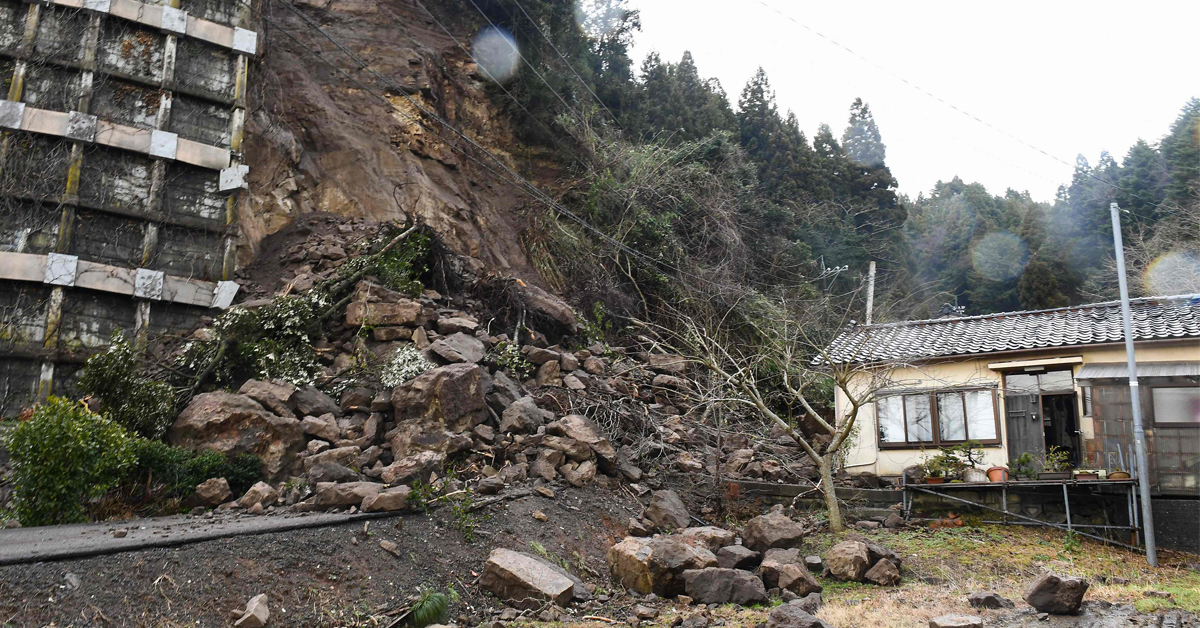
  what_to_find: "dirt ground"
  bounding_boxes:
[2,485,1197,628]
[0,484,636,628]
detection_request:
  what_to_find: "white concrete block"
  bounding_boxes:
[161,6,187,34]
[45,253,78,286]
[82,0,110,13]
[149,129,178,159]
[66,111,97,143]
[134,268,165,300]
[0,100,25,130]
[210,280,238,309]
[219,164,249,191]
[232,27,258,55]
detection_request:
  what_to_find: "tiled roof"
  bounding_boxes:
[825,294,1200,364]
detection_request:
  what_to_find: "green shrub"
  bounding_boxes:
[4,397,136,526]
[128,439,262,498]
[371,230,430,296]
[79,330,177,439]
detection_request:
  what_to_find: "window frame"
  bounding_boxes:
[876,387,1002,449]
[1147,384,1200,428]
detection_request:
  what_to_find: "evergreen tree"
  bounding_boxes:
[841,98,886,168]
[1160,97,1200,206]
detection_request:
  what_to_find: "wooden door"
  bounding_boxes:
[1006,393,1045,470]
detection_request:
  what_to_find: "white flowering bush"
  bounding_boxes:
[381,344,435,388]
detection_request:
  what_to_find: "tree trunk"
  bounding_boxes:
[818,454,844,532]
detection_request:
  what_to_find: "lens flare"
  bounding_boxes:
[970,231,1028,282]
[1143,251,1200,295]
[472,26,520,84]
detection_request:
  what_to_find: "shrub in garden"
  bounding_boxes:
[4,397,135,526]
[127,439,262,499]
[79,330,177,439]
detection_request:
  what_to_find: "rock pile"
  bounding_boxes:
[824,535,903,586]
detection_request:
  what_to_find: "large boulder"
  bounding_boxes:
[545,415,617,472]
[237,380,297,417]
[716,545,760,570]
[170,392,305,481]
[389,364,486,458]
[480,548,583,609]
[678,526,736,552]
[499,396,553,434]
[741,511,805,552]
[429,333,486,364]
[682,568,767,605]
[542,436,593,462]
[380,451,444,486]
[645,490,691,530]
[863,558,901,586]
[345,299,425,327]
[294,386,340,417]
[312,481,384,507]
[606,535,717,596]
[760,548,802,589]
[238,481,279,509]
[301,413,341,442]
[825,541,871,582]
[767,604,832,628]
[303,446,361,472]
[361,486,412,512]
[778,562,823,596]
[190,478,232,507]
[307,461,359,484]
[1023,572,1089,614]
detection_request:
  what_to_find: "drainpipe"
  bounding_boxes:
[864,261,877,326]
[1110,201,1157,567]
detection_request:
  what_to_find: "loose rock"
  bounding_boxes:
[967,591,1014,609]
[645,490,690,530]
[825,540,870,582]
[681,568,767,605]
[767,604,831,628]
[1023,572,1089,615]
[741,511,804,552]
[928,615,982,628]
[234,594,269,628]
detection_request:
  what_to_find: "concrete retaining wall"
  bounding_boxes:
[0,0,257,414]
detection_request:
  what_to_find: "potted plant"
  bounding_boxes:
[1036,446,1072,480]
[1108,469,1130,480]
[921,456,947,484]
[1073,469,1100,481]
[1008,452,1037,480]
[986,466,1009,482]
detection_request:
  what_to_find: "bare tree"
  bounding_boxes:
[636,293,902,533]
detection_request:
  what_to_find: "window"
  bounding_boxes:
[877,389,999,447]
[1080,385,1093,416]
[1151,387,1200,425]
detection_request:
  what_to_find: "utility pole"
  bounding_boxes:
[864,260,877,325]
[1109,201,1157,567]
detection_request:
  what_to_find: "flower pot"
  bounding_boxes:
[986,466,1009,482]
[963,468,989,483]
[1108,471,1130,480]
[1073,472,1099,481]
[1037,471,1071,480]
[925,477,945,484]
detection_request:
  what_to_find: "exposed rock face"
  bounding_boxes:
[389,363,486,457]
[480,548,581,609]
[170,392,305,481]
[863,558,901,586]
[1023,572,1089,614]
[677,527,735,552]
[191,478,232,507]
[767,604,831,628]
[741,511,805,552]
[606,535,718,596]
[825,541,871,581]
[681,568,767,605]
[644,490,690,530]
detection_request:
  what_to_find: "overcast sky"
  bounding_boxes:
[626,0,1198,202]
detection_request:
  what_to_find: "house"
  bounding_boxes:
[825,293,1200,495]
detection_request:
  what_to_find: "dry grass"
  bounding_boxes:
[528,524,1199,628]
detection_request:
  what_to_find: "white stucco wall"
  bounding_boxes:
[837,339,1200,477]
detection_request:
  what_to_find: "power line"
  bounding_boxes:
[755,0,1173,215]
[507,0,623,128]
